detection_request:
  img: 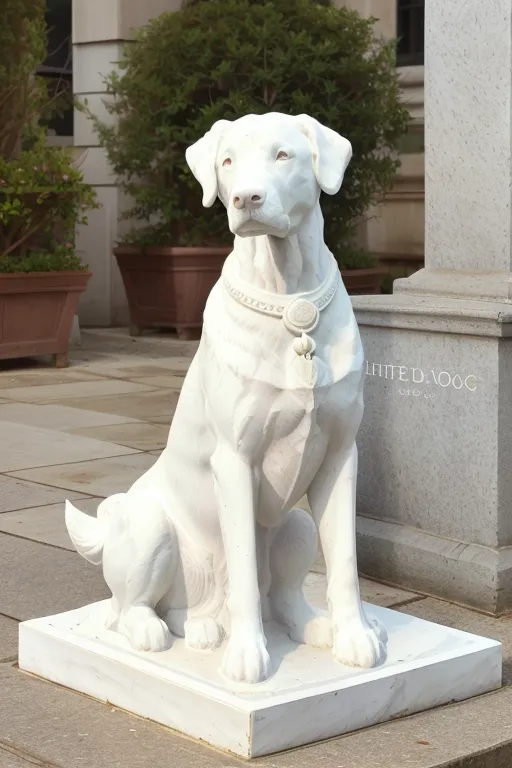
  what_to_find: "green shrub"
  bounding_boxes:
[0,0,97,272]
[93,0,409,268]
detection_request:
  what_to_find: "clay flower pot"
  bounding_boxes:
[114,245,231,340]
[340,267,387,295]
[0,271,91,367]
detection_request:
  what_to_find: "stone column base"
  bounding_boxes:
[348,293,512,615]
[394,268,512,304]
[356,517,512,615]
[313,516,512,615]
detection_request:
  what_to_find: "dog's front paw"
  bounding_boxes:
[118,606,172,653]
[333,616,386,669]
[292,612,333,648]
[185,617,224,651]
[221,629,271,683]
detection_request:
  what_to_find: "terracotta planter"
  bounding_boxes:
[0,271,91,367]
[114,245,231,340]
[340,267,387,295]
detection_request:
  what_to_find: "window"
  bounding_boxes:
[38,0,73,137]
[397,0,424,67]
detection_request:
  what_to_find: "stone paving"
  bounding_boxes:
[0,328,512,767]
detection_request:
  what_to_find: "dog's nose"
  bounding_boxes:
[232,189,266,210]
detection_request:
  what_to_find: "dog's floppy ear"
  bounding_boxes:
[295,114,352,196]
[185,120,232,207]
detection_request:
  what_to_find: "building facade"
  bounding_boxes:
[46,0,425,324]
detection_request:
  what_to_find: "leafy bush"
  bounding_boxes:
[0,0,97,272]
[93,0,409,268]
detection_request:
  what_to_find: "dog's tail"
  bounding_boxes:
[65,494,125,566]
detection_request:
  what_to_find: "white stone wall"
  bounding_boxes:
[72,0,183,326]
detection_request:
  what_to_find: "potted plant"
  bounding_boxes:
[335,242,388,295]
[0,0,97,366]
[92,0,408,337]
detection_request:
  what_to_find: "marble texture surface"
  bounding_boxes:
[19,601,502,758]
[64,113,384,685]
[425,0,512,274]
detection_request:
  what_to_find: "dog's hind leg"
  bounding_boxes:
[103,491,177,652]
[268,507,333,648]
[158,543,226,651]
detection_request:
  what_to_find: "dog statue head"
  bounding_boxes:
[186,112,352,239]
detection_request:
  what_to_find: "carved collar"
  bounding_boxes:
[222,255,340,337]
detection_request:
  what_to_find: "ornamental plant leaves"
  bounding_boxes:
[0,0,97,271]
[92,0,409,268]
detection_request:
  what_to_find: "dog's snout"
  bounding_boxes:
[232,189,267,211]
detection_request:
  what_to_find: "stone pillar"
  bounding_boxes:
[350,0,512,614]
[72,0,182,326]
[394,0,512,302]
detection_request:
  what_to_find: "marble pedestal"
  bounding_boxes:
[351,294,512,614]
[19,600,501,758]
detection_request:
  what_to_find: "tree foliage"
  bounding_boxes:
[93,0,409,268]
[0,0,96,271]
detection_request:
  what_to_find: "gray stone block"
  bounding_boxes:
[0,534,109,621]
[0,749,33,767]
[355,517,512,615]
[0,616,19,663]
[351,294,512,613]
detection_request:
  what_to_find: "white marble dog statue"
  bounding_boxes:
[65,112,386,684]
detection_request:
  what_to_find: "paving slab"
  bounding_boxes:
[58,390,180,421]
[0,379,156,403]
[0,534,109,621]
[0,477,87,514]
[9,454,156,496]
[97,365,188,378]
[0,403,138,431]
[0,370,102,389]
[400,597,512,684]
[0,498,101,551]
[0,421,138,473]
[130,375,185,389]
[72,357,194,379]
[0,616,19,662]
[75,329,199,359]
[146,414,177,425]
[69,422,169,451]
[0,748,34,768]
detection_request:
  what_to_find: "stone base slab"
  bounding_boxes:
[353,517,512,615]
[352,293,512,337]
[394,268,512,305]
[19,600,501,758]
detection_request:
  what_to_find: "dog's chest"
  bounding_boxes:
[211,364,337,466]
[202,285,363,456]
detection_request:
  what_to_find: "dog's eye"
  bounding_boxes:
[276,151,289,161]
[222,158,232,167]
